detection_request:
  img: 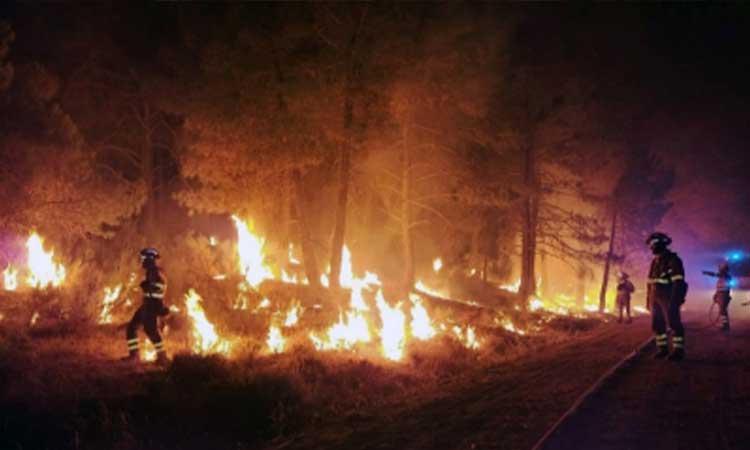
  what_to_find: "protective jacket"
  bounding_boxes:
[616,280,635,305]
[647,251,687,309]
[140,265,167,301]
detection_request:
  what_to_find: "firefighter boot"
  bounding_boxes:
[653,347,669,359]
[668,336,685,361]
[121,349,140,363]
[653,334,669,359]
[721,315,730,332]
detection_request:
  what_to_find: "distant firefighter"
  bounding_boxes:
[125,248,170,365]
[646,232,688,361]
[703,262,732,331]
[616,272,635,324]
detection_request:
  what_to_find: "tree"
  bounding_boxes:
[597,147,674,310]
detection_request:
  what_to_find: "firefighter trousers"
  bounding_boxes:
[126,298,166,355]
[715,292,731,328]
[652,297,685,347]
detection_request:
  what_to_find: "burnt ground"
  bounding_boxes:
[268,318,654,450]
[270,311,750,450]
[542,312,750,450]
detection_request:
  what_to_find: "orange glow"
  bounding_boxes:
[3,265,18,291]
[376,290,406,361]
[185,289,231,355]
[232,216,273,289]
[25,233,66,289]
[98,284,122,324]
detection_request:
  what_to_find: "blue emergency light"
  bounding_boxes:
[729,278,739,288]
[727,251,744,262]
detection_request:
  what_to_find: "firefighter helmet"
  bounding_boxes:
[718,262,730,273]
[645,232,672,247]
[619,271,629,280]
[139,247,160,261]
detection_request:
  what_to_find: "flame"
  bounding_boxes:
[339,245,354,288]
[29,311,40,327]
[500,318,526,335]
[185,289,231,355]
[98,284,122,324]
[209,236,218,246]
[267,325,285,353]
[376,290,406,361]
[309,272,374,351]
[433,258,443,273]
[409,294,436,340]
[288,244,301,265]
[3,265,18,291]
[25,233,66,289]
[284,302,301,327]
[232,216,273,289]
[453,325,480,349]
[500,278,521,293]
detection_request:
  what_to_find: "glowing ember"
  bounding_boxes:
[267,325,285,353]
[453,325,480,349]
[500,318,526,335]
[433,258,443,273]
[376,290,406,361]
[529,298,544,311]
[409,294,436,340]
[500,278,521,293]
[415,280,447,298]
[29,311,40,327]
[98,284,122,324]
[287,244,301,265]
[3,265,18,291]
[209,236,218,246]
[25,233,66,289]
[185,289,231,354]
[232,216,273,289]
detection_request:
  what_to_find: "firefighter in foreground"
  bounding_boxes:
[703,262,732,331]
[125,248,170,365]
[616,272,635,324]
[646,232,688,361]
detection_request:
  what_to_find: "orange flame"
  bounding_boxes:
[185,289,231,355]
[232,216,273,289]
[25,233,66,289]
[3,264,18,291]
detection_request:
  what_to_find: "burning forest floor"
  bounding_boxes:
[0,297,649,450]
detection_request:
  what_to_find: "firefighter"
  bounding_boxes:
[702,262,732,331]
[646,232,688,361]
[125,248,170,365]
[616,272,635,324]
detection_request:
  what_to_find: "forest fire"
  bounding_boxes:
[232,216,274,289]
[24,233,66,289]
[185,289,232,355]
[2,264,17,291]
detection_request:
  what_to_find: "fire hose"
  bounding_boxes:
[529,335,655,450]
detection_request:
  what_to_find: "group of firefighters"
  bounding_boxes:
[614,232,737,362]
[124,232,738,365]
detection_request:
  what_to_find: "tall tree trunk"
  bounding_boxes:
[292,170,321,288]
[599,208,618,312]
[401,124,415,292]
[540,247,549,299]
[140,104,157,244]
[329,144,351,290]
[519,137,538,307]
[329,7,367,290]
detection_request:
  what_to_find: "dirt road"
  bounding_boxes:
[542,313,750,450]
[273,311,750,450]
[270,318,654,450]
